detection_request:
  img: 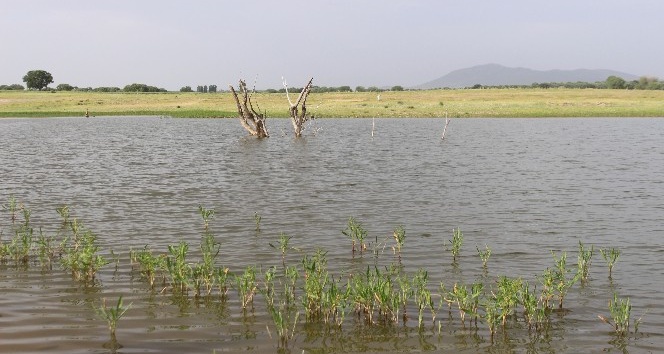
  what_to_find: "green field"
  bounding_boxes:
[1,88,663,118]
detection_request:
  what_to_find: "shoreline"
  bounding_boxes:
[2,88,664,118]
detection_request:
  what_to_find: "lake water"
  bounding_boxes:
[1,116,663,353]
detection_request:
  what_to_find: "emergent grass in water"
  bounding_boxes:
[0,197,650,353]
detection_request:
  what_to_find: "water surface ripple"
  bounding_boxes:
[1,117,663,353]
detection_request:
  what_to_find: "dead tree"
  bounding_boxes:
[284,77,314,137]
[229,80,269,138]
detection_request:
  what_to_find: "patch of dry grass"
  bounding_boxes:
[1,88,663,118]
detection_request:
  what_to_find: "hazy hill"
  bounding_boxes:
[415,64,639,89]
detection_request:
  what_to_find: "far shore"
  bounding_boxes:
[1,88,664,118]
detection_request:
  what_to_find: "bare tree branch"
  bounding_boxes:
[286,77,314,137]
[229,80,269,138]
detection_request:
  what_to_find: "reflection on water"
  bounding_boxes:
[1,116,663,353]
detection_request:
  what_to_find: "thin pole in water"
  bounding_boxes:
[372,117,375,138]
[441,112,450,140]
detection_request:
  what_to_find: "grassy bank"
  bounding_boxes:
[1,88,663,118]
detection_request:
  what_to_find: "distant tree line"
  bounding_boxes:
[262,85,404,94]
[0,84,25,90]
[4,69,663,93]
[466,76,664,90]
[41,83,166,92]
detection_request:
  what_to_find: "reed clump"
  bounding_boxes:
[0,198,644,352]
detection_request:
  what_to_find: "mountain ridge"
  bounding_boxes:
[415,64,639,89]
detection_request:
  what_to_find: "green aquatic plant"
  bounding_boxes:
[60,219,108,282]
[301,249,329,320]
[413,268,433,328]
[577,241,594,283]
[192,232,220,296]
[448,227,463,262]
[397,274,414,323]
[267,291,299,350]
[540,251,579,309]
[214,265,231,297]
[21,206,31,227]
[198,205,215,230]
[599,247,621,278]
[483,300,501,340]
[392,224,406,261]
[36,229,58,268]
[370,267,399,324]
[342,216,367,254]
[9,224,34,264]
[254,212,262,232]
[165,241,192,292]
[96,295,132,337]
[133,245,164,288]
[599,292,641,336]
[261,266,277,307]
[2,195,20,224]
[477,244,492,268]
[56,205,70,226]
[235,265,257,310]
[446,282,472,326]
[492,276,522,326]
[519,281,549,332]
[269,233,292,263]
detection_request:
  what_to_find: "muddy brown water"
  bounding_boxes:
[1,117,663,353]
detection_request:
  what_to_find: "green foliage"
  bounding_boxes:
[301,249,329,319]
[600,247,621,278]
[540,251,580,309]
[165,241,192,292]
[518,281,550,331]
[0,199,650,350]
[198,205,215,230]
[0,84,25,90]
[23,70,53,90]
[2,194,20,224]
[56,83,75,91]
[132,245,164,288]
[269,233,292,262]
[342,216,367,254]
[412,268,432,328]
[602,292,641,336]
[477,244,492,268]
[60,219,109,282]
[235,266,258,309]
[392,225,406,259]
[445,282,483,326]
[96,296,132,337]
[123,83,166,92]
[492,276,523,326]
[254,212,262,232]
[448,227,463,262]
[56,205,70,225]
[577,241,594,283]
[606,76,626,89]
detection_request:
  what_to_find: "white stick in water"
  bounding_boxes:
[372,117,375,138]
[441,112,450,140]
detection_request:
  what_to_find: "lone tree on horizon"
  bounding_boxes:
[23,70,54,91]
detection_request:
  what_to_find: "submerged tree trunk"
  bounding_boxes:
[229,80,269,138]
[285,77,314,137]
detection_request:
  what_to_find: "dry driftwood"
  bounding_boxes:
[284,77,314,137]
[229,80,269,138]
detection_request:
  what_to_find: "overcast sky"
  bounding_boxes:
[2,0,663,90]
